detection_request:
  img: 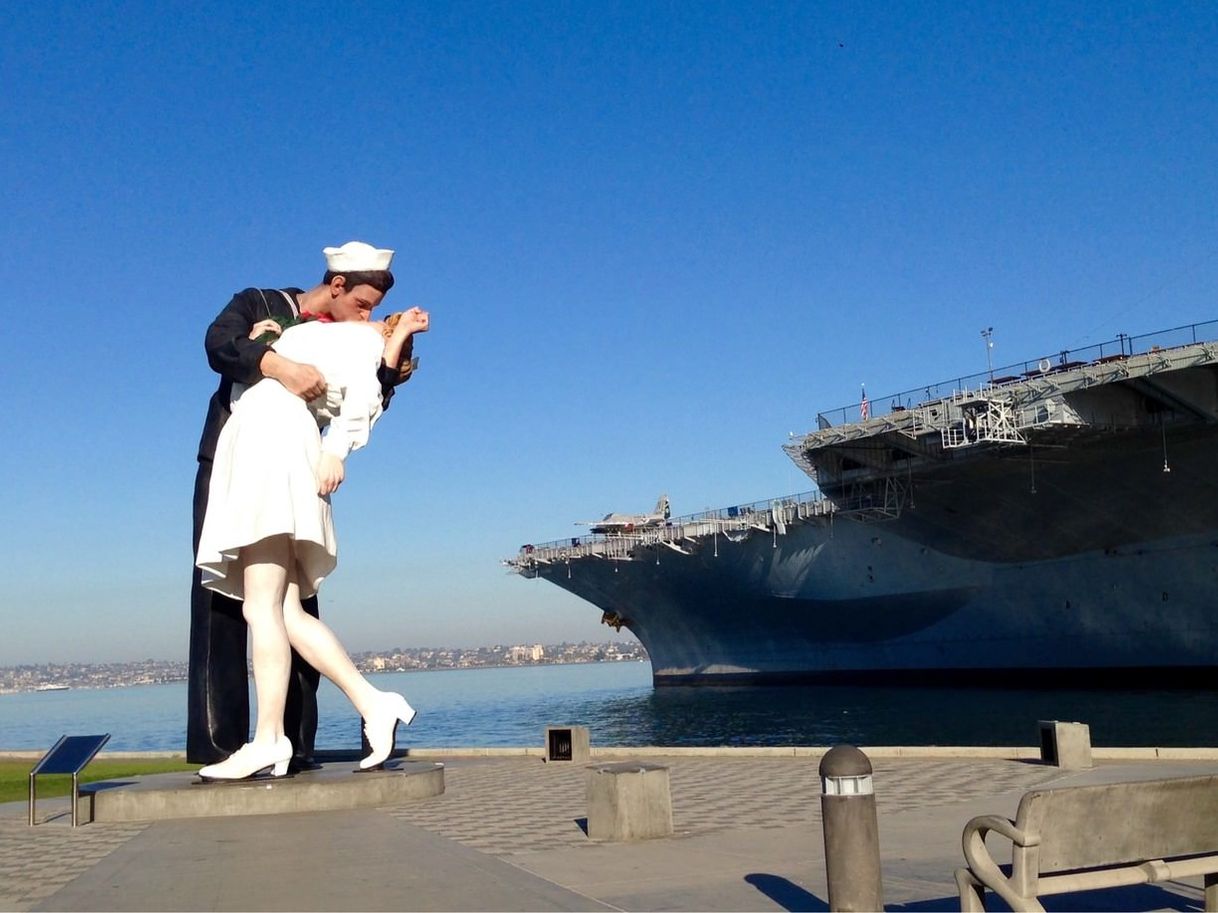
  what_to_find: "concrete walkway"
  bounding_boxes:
[4,752,1216,912]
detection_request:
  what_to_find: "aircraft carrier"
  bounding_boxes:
[507,320,1218,685]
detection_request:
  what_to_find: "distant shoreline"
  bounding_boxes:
[0,649,650,695]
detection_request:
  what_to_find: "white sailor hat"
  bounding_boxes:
[323,241,394,272]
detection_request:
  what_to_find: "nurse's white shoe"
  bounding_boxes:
[198,736,293,781]
[359,692,417,770]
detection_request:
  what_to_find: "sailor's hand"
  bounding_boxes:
[259,352,326,400]
[316,453,345,496]
[249,319,282,340]
[280,362,327,401]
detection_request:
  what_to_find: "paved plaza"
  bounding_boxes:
[3,751,1216,911]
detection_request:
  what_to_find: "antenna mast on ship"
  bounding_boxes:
[981,327,995,383]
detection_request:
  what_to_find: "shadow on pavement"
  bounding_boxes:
[885,897,961,911]
[886,883,1202,912]
[1039,884,1202,912]
[744,873,827,912]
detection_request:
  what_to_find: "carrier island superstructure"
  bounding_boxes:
[506,320,1218,685]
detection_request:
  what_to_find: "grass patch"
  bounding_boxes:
[1,758,199,804]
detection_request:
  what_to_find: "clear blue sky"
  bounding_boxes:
[1,1,1215,665]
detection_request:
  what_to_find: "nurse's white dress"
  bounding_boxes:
[196,321,385,600]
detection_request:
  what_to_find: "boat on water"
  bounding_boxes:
[34,684,70,692]
[507,319,1218,686]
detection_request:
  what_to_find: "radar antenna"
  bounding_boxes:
[981,327,994,383]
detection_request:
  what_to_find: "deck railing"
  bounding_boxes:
[815,318,1218,428]
[509,490,829,568]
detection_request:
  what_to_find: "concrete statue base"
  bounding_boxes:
[79,760,444,823]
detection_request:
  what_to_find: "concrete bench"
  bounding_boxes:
[955,774,1218,912]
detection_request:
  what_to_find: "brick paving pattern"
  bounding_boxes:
[0,756,1078,908]
[382,755,1064,856]
[0,815,148,912]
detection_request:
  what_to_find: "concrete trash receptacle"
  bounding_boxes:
[1038,720,1093,769]
[544,726,590,762]
[586,762,673,841]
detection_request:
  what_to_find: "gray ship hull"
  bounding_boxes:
[513,327,1218,685]
[531,521,1218,685]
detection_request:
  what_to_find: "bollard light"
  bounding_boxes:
[819,745,883,913]
[822,772,874,796]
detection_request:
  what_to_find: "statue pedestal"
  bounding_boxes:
[80,760,444,823]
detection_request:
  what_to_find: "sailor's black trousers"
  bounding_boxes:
[187,458,319,765]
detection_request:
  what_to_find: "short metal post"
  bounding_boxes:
[72,772,79,828]
[820,745,883,912]
[28,773,36,826]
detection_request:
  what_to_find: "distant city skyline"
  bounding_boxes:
[2,2,1215,665]
[0,639,647,693]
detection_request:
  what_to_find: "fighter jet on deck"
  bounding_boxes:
[581,494,671,535]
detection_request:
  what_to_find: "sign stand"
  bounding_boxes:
[28,734,111,827]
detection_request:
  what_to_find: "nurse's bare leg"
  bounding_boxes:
[197,535,294,780]
[282,576,380,717]
[241,535,292,747]
[283,568,415,768]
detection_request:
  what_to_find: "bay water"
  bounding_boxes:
[2,661,1214,752]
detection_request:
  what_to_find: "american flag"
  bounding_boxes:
[860,385,870,420]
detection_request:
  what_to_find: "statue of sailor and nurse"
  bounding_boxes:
[188,241,429,779]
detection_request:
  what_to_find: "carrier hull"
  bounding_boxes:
[511,324,1218,685]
